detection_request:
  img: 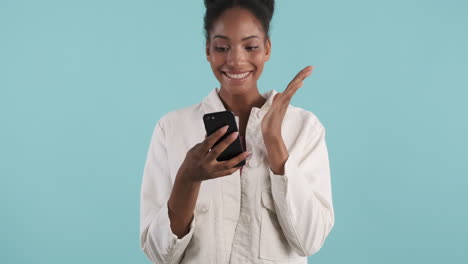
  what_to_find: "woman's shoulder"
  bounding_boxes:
[286,104,325,134]
[155,102,204,131]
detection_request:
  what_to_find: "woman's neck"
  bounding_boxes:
[218,86,266,117]
[218,86,267,138]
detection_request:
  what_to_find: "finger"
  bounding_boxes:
[287,66,310,87]
[284,66,313,95]
[287,66,312,90]
[207,131,239,161]
[299,65,314,80]
[200,125,229,152]
[281,83,305,104]
[211,165,241,179]
[284,77,308,100]
[206,130,239,161]
[215,151,251,170]
[289,81,304,94]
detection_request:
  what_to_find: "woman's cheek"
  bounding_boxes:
[210,54,221,63]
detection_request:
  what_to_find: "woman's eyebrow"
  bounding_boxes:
[213,35,259,41]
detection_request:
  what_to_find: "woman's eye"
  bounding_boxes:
[246,46,259,51]
[214,47,228,52]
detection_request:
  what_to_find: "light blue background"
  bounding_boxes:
[1,0,467,263]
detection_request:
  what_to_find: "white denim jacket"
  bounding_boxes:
[140,87,335,264]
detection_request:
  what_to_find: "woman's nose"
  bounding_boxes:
[226,48,245,67]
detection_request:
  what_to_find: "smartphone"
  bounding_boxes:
[203,110,246,167]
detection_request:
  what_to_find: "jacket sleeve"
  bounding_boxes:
[140,120,196,264]
[269,122,335,257]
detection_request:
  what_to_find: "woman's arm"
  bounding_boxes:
[266,123,335,257]
[260,66,334,256]
[168,126,250,238]
[167,169,201,238]
[140,120,248,263]
[140,120,197,264]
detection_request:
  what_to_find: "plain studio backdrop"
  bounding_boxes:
[1,0,467,263]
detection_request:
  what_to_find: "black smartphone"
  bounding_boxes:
[203,110,246,167]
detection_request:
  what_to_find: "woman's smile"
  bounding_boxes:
[222,70,253,82]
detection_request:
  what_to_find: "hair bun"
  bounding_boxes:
[204,0,220,8]
[205,0,274,12]
[203,0,275,38]
[258,0,274,13]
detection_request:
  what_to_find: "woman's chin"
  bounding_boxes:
[220,80,256,91]
[220,84,253,94]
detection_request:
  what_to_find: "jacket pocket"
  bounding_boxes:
[259,191,302,261]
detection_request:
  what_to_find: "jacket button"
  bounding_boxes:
[199,206,209,213]
[256,108,265,118]
[248,158,259,167]
[246,152,258,168]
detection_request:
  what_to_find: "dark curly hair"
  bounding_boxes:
[203,0,275,40]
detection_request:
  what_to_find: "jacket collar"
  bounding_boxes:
[201,87,278,118]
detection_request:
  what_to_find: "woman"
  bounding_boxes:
[140,0,335,263]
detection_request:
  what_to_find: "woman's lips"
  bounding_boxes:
[222,71,252,81]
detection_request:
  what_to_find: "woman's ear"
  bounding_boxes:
[264,38,271,62]
[205,40,211,61]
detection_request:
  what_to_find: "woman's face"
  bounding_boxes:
[206,7,271,94]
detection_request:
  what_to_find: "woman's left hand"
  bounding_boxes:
[261,66,314,139]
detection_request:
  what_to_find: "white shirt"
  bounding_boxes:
[140,87,335,264]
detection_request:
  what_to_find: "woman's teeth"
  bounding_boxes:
[225,71,250,79]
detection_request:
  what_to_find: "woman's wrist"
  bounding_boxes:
[177,164,202,186]
[263,134,288,175]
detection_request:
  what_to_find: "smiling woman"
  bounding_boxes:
[139,0,335,263]
[206,6,271,94]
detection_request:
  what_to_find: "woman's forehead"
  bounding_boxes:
[210,7,264,41]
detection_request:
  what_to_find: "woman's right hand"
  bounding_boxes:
[179,125,251,182]
[168,125,249,238]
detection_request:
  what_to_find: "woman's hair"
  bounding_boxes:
[203,0,275,40]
